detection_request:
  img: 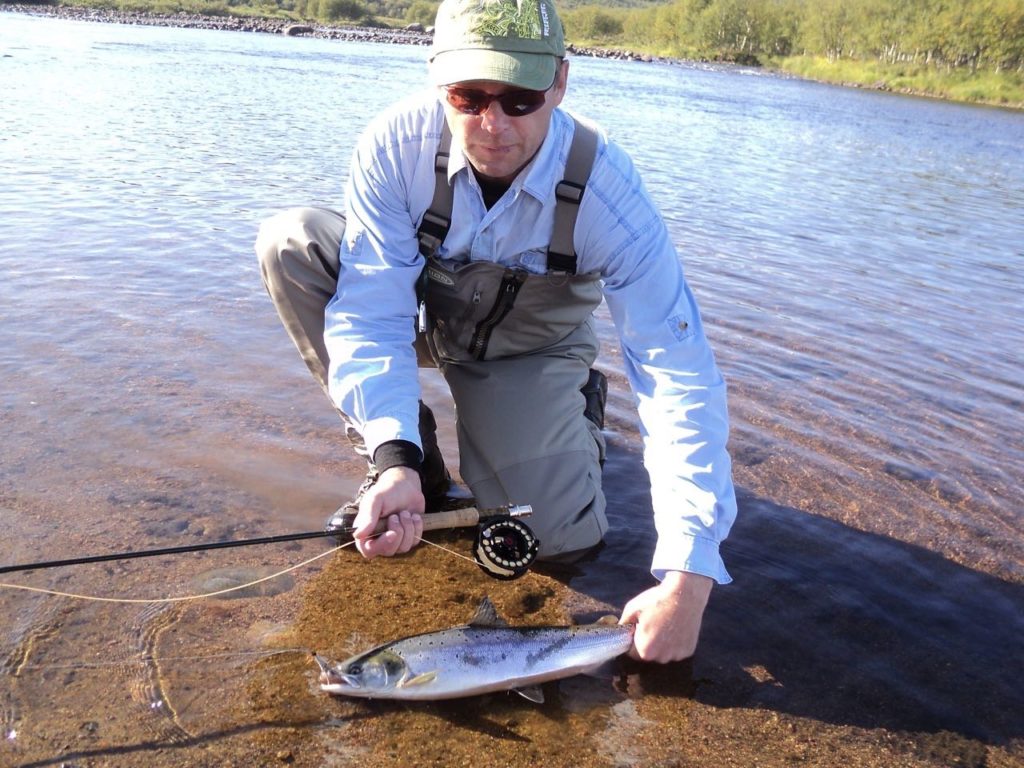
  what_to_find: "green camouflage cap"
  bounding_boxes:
[429,0,565,91]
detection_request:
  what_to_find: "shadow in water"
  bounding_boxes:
[552,438,1024,746]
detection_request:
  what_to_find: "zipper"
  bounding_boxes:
[469,269,526,360]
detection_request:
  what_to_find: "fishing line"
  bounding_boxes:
[0,544,349,604]
[418,536,484,568]
[13,648,310,672]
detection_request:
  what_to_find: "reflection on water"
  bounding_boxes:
[2,9,1023,767]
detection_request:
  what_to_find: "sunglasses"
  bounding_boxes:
[444,86,549,117]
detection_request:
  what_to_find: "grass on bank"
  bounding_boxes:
[777,55,1024,109]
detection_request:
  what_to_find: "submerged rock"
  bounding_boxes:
[192,566,295,599]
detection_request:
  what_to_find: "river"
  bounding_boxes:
[1,10,1022,768]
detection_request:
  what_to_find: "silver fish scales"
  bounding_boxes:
[314,597,634,702]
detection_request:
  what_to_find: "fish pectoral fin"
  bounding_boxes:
[513,685,545,704]
[398,670,438,689]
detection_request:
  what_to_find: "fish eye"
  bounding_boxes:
[347,664,362,675]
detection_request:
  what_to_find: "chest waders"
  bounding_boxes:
[414,117,610,559]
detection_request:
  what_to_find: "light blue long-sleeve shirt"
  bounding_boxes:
[325,89,736,584]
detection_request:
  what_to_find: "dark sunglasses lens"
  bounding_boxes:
[498,91,546,116]
[446,88,546,117]
[446,89,489,115]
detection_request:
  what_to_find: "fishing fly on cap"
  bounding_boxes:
[429,0,566,91]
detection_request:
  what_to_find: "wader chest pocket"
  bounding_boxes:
[424,258,527,361]
[423,257,603,364]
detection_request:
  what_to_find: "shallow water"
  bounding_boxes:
[2,10,1023,768]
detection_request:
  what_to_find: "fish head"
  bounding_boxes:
[315,649,408,698]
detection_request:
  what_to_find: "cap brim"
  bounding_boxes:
[429,49,556,91]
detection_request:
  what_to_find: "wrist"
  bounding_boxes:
[372,439,423,475]
[661,570,714,595]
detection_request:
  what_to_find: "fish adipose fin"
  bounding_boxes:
[514,685,545,704]
[468,596,509,628]
[398,670,438,689]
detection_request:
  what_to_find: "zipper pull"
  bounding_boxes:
[417,300,427,333]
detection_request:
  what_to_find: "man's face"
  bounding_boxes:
[441,60,568,185]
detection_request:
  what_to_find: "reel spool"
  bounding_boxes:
[474,516,540,580]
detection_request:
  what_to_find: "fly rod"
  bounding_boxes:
[0,504,537,580]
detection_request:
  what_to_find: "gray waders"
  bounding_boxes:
[256,118,608,559]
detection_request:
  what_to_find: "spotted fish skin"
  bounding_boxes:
[315,598,634,701]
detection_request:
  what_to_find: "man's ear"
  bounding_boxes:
[549,58,569,106]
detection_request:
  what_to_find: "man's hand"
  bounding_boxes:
[619,571,713,662]
[352,466,425,559]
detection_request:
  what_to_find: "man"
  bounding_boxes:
[256,0,736,662]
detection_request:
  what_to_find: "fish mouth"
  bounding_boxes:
[313,653,361,692]
[319,674,361,693]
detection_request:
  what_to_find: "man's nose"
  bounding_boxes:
[479,99,509,132]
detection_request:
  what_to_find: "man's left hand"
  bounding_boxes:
[619,571,713,662]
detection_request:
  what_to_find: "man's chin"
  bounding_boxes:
[468,153,528,185]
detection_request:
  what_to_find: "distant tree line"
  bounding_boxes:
[563,0,1024,72]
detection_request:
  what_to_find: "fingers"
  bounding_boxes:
[356,510,423,559]
[619,599,644,659]
[351,466,426,559]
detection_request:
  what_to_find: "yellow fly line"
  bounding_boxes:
[0,544,348,604]
[0,535,489,605]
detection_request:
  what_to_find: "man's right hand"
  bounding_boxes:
[352,466,425,559]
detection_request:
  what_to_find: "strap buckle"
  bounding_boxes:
[555,180,585,204]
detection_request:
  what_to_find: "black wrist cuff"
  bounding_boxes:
[372,440,423,475]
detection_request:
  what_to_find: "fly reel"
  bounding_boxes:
[474,514,540,580]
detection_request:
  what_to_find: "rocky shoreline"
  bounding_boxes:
[2,2,662,62]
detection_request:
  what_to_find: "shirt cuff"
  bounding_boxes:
[651,534,732,585]
[372,440,423,474]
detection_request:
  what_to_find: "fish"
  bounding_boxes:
[314,597,634,703]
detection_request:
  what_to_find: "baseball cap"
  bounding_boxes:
[429,0,566,91]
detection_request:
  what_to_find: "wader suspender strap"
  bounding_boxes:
[547,118,599,275]
[416,117,599,274]
[417,121,454,258]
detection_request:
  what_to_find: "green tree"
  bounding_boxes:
[404,0,438,25]
[318,0,363,21]
[564,6,626,41]
[798,0,855,60]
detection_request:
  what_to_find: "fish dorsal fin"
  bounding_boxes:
[468,597,508,628]
[514,685,545,704]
